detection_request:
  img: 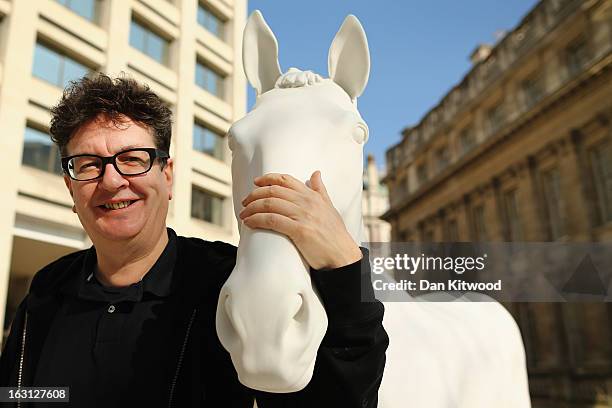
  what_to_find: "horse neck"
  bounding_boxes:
[341,187,365,247]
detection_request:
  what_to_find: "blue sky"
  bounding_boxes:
[245,1,539,172]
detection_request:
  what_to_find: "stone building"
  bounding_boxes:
[362,154,391,243]
[382,0,612,406]
[0,0,247,336]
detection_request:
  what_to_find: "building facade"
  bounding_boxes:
[0,0,247,336]
[362,154,391,243]
[383,0,612,406]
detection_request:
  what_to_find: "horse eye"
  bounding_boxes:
[352,123,369,144]
[226,130,235,151]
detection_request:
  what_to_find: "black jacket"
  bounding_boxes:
[0,235,387,407]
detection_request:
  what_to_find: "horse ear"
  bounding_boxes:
[328,15,370,101]
[242,10,282,96]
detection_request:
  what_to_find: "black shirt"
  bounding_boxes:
[34,229,179,406]
[1,228,387,407]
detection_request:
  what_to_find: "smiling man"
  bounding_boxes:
[0,74,387,407]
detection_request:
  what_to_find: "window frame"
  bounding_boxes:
[55,0,100,24]
[22,124,63,175]
[197,2,226,40]
[503,189,523,242]
[129,18,171,66]
[541,167,566,240]
[589,141,612,225]
[32,40,91,89]
[191,185,224,226]
[192,122,225,161]
[195,59,225,99]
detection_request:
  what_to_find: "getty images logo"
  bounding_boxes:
[371,253,488,275]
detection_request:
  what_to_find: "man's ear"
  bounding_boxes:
[64,174,74,198]
[163,158,174,200]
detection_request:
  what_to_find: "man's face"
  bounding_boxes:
[64,114,173,244]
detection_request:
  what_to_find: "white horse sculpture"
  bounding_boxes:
[217,10,532,407]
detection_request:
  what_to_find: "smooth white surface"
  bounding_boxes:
[217,10,531,407]
[379,292,531,407]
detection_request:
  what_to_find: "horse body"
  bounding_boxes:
[217,10,531,407]
[380,299,531,407]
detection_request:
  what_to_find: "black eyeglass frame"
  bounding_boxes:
[61,147,170,181]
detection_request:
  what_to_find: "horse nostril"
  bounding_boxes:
[223,294,233,318]
[292,293,306,322]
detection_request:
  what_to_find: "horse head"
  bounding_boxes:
[215,10,370,392]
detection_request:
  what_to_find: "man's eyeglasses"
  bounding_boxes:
[61,148,170,181]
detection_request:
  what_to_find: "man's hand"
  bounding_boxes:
[239,171,363,270]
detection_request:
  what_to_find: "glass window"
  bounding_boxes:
[195,61,225,98]
[56,0,98,23]
[191,186,224,225]
[459,127,476,155]
[193,122,224,160]
[445,219,459,242]
[197,3,224,39]
[22,126,62,175]
[566,38,588,77]
[472,205,487,241]
[129,19,169,65]
[590,141,612,224]
[486,103,504,136]
[541,168,565,240]
[435,146,449,173]
[522,74,544,109]
[32,42,90,88]
[503,189,522,241]
[417,163,428,185]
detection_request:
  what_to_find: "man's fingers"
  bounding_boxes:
[242,213,299,238]
[239,197,301,220]
[241,184,301,207]
[254,173,310,194]
[309,171,333,205]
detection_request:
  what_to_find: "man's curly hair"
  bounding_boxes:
[50,73,172,157]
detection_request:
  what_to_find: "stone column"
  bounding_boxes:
[0,0,40,331]
[569,130,598,240]
[104,0,131,75]
[525,155,549,241]
[171,0,198,231]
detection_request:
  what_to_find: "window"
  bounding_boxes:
[459,127,476,155]
[486,103,504,136]
[471,205,487,241]
[566,38,588,77]
[522,74,544,109]
[445,219,459,242]
[32,42,90,88]
[22,126,62,175]
[130,19,170,65]
[195,61,224,98]
[197,2,225,39]
[503,190,522,241]
[417,163,428,185]
[191,186,224,225]
[590,141,612,224]
[193,122,224,160]
[56,0,98,23]
[435,146,449,173]
[541,168,565,239]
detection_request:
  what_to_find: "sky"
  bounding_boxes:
[245,0,539,173]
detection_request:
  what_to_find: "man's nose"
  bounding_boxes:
[99,163,128,191]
